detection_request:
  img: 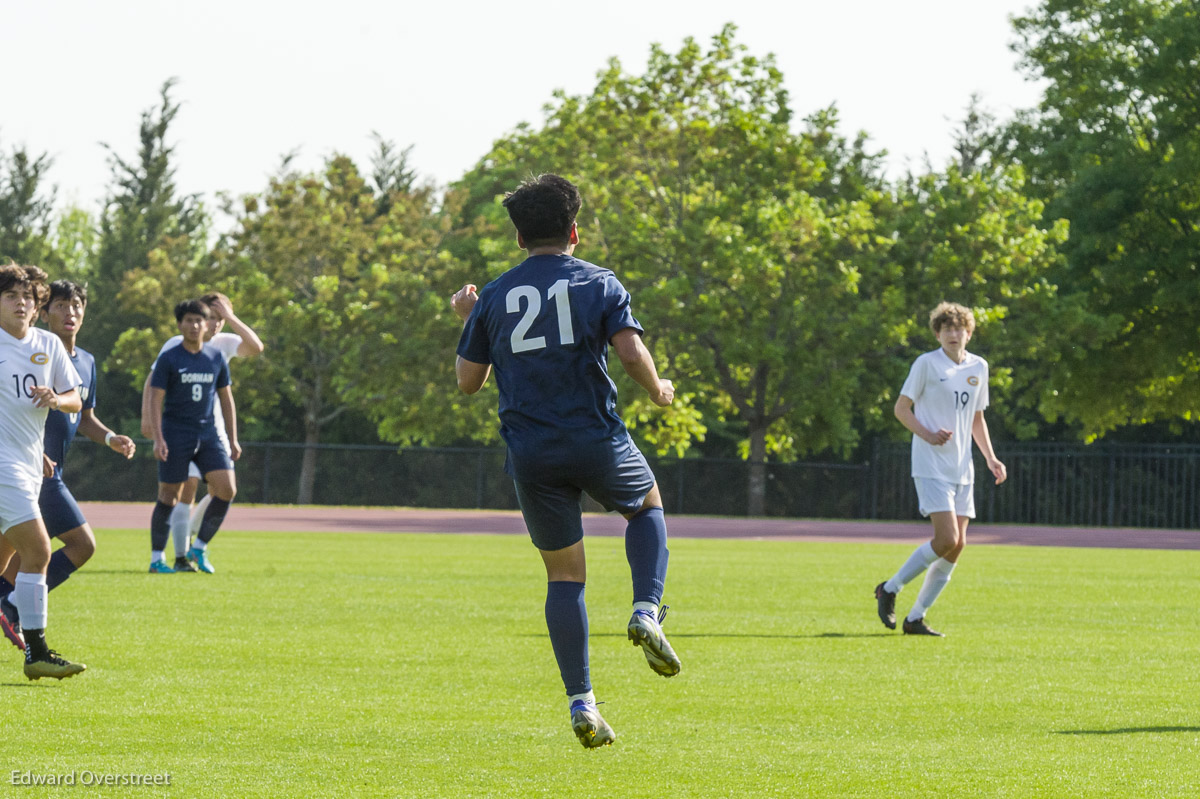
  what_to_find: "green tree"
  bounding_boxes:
[217,148,452,502]
[887,163,1070,441]
[0,141,58,268]
[1007,0,1200,436]
[452,26,909,515]
[96,79,210,429]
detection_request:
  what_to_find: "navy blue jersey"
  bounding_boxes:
[150,343,231,432]
[456,254,643,480]
[43,346,96,479]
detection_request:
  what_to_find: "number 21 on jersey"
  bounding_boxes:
[507,279,574,353]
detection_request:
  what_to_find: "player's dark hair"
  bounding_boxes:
[45,279,88,309]
[174,298,211,322]
[502,174,582,249]
[199,291,227,306]
[0,262,50,307]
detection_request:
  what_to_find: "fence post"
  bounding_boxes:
[677,460,686,515]
[873,436,883,515]
[1106,447,1117,527]
[262,444,272,504]
[476,450,487,508]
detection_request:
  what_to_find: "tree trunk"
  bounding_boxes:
[297,419,320,504]
[747,423,768,517]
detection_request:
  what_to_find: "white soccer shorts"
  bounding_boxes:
[0,476,42,533]
[913,477,976,519]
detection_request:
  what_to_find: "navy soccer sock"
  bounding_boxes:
[197,497,231,544]
[150,501,173,553]
[0,576,13,597]
[625,507,669,606]
[46,549,78,591]
[545,581,590,696]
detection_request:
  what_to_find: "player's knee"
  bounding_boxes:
[64,528,97,563]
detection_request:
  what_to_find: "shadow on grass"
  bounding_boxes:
[0,683,52,689]
[1056,726,1200,735]
[586,631,895,640]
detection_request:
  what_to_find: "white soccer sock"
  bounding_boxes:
[13,572,48,630]
[632,601,658,617]
[906,558,956,622]
[884,542,939,594]
[191,539,208,552]
[169,503,191,558]
[190,493,213,538]
[568,690,596,708]
[151,550,167,564]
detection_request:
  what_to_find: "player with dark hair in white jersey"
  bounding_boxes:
[0,263,87,679]
[874,302,1007,637]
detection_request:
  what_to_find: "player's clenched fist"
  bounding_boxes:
[451,284,478,321]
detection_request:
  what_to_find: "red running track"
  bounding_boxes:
[79,502,1200,550]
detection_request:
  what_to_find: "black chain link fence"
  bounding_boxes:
[57,439,1200,529]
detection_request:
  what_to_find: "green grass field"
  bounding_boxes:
[6,526,1200,797]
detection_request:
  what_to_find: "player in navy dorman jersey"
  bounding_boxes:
[147,299,241,575]
[0,281,135,653]
[452,174,679,748]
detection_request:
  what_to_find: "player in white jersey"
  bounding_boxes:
[0,263,86,679]
[140,292,263,572]
[874,302,1007,636]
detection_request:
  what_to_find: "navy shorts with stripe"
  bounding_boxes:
[514,445,656,552]
[158,428,233,484]
[39,477,87,539]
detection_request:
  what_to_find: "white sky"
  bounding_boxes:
[2,0,1045,214]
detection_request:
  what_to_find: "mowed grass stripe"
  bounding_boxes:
[4,529,1198,797]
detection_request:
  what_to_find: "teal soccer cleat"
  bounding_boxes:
[148,560,176,574]
[187,546,215,574]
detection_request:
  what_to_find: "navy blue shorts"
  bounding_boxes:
[513,445,656,552]
[39,476,87,538]
[158,429,233,484]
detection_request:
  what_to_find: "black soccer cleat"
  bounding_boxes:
[874,582,897,630]
[902,617,944,637]
[174,557,199,573]
[24,650,87,681]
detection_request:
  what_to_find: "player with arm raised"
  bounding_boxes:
[451,174,678,749]
[0,280,135,652]
[146,300,240,575]
[0,264,86,679]
[141,292,262,571]
[874,302,1007,636]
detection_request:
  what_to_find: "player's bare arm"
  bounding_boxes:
[217,386,241,461]
[971,410,1007,485]
[149,387,169,462]
[209,295,265,358]
[894,395,951,445]
[78,409,136,459]
[31,386,81,414]
[139,374,156,438]
[611,328,674,406]
[451,283,478,321]
[456,357,491,394]
[42,453,56,478]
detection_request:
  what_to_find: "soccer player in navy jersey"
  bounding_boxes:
[451,174,679,748]
[140,292,263,569]
[146,300,241,574]
[0,263,86,679]
[0,280,135,652]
